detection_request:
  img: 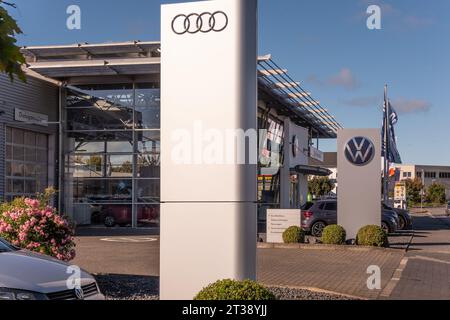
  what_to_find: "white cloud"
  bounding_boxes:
[327,68,360,90]
[307,68,360,90]
[391,99,432,114]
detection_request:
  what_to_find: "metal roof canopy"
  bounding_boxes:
[26,57,161,78]
[22,41,161,61]
[258,55,342,138]
[291,165,332,177]
[22,41,342,137]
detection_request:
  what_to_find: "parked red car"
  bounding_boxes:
[101,205,159,227]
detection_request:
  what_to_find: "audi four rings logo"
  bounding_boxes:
[172,11,228,35]
[345,137,375,166]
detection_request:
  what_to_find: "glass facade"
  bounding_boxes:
[5,127,48,202]
[64,84,160,228]
[257,114,284,232]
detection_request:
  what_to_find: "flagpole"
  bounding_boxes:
[383,85,390,204]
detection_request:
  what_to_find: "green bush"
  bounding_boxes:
[282,226,305,244]
[194,279,276,300]
[321,225,346,245]
[356,225,389,247]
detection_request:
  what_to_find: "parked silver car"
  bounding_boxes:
[0,238,104,300]
[301,200,398,237]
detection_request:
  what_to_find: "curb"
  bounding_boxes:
[257,242,402,254]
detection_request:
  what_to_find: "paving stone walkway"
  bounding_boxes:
[257,246,404,299]
[388,209,450,300]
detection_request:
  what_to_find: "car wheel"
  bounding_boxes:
[311,221,326,237]
[398,215,407,230]
[381,221,390,234]
[104,216,116,228]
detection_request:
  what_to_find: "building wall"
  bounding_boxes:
[0,73,59,200]
[396,164,450,200]
[280,120,309,208]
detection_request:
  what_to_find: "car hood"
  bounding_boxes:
[0,250,94,294]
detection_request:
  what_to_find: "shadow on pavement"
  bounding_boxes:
[412,216,450,231]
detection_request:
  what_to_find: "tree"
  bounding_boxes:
[0,1,26,81]
[426,183,446,204]
[308,176,335,198]
[405,178,423,204]
[87,156,102,172]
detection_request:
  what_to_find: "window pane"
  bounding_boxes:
[6,145,12,160]
[134,86,161,130]
[13,180,24,193]
[107,141,133,153]
[6,127,12,143]
[6,162,12,176]
[37,150,48,163]
[138,155,160,178]
[100,204,133,226]
[11,163,24,177]
[25,147,36,162]
[5,179,12,193]
[24,131,36,146]
[25,180,37,194]
[13,146,24,161]
[37,179,47,193]
[67,108,134,131]
[137,204,160,227]
[12,128,24,144]
[36,134,47,148]
[67,85,134,131]
[24,164,36,177]
[107,155,133,177]
[136,179,160,202]
[138,131,160,154]
[36,164,47,178]
[72,179,133,203]
[73,155,104,178]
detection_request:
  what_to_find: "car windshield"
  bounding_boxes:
[0,238,15,252]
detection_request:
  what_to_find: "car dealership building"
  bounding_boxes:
[0,40,342,230]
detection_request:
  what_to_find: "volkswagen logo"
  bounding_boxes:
[74,287,84,300]
[171,11,228,35]
[345,137,375,166]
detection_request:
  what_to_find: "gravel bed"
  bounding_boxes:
[268,286,356,300]
[95,274,159,300]
[95,275,356,300]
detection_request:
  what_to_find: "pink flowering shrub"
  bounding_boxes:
[0,194,76,261]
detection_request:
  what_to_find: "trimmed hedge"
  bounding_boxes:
[194,279,276,300]
[356,225,389,247]
[321,225,346,245]
[282,226,305,244]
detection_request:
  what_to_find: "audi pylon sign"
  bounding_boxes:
[160,0,258,300]
[338,129,381,240]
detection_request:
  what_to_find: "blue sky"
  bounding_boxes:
[8,0,450,165]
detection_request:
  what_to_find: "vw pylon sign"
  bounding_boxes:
[345,137,375,166]
[338,129,381,240]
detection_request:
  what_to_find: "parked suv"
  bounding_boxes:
[301,200,398,237]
